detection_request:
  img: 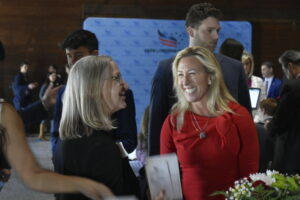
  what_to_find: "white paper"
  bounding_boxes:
[145,153,183,200]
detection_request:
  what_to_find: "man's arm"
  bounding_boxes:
[148,59,175,156]
[113,89,137,153]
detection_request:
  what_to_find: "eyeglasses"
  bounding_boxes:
[112,73,123,83]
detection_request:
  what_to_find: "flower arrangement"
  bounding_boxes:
[213,170,300,200]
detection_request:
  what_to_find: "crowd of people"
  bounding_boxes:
[0,2,300,200]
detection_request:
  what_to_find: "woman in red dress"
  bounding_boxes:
[160,46,259,200]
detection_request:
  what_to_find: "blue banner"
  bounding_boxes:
[83,17,252,130]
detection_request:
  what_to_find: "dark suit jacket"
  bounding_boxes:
[148,53,251,155]
[51,86,137,154]
[265,77,282,99]
[12,73,31,110]
[270,76,300,174]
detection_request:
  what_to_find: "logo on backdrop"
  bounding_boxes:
[158,30,177,48]
[144,29,184,53]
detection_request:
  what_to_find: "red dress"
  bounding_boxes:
[160,102,259,200]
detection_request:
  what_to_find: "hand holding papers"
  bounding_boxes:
[145,153,183,200]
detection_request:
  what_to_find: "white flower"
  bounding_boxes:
[266,170,279,176]
[250,173,275,186]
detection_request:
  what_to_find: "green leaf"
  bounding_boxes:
[286,177,299,191]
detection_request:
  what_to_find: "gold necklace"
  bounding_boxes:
[191,112,210,139]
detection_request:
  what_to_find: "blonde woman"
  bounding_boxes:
[242,51,266,122]
[0,100,113,199]
[160,47,259,200]
[54,56,139,200]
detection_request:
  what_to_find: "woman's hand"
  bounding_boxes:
[77,179,114,200]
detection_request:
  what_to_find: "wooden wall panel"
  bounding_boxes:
[0,0,299,100]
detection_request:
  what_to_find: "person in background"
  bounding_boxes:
[242,51,266,123]
[149,3,251,156]
[270,50,300,174]
[12,61,38,111]
[54,56,139,199]
[242,52,266,92]
[160,46,259,200]
[47,64,63,85]
[38,72,61,140]
[0,100,113,198]
[259,98,278,130]
[51,29,137,156]
[255,98,278,172]
[261,61,282,99]
[219,38,244,61]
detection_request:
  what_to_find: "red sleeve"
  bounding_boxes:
[232,104,259,178]
[160,115,177,154]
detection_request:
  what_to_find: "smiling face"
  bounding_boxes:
[177,56,210,105]
[261,65,273,78]
[102,61,127,114]
[188,17,221,51]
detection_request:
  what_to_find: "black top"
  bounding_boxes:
[54,130,139,199]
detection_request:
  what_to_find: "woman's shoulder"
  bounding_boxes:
[227,101,251,116]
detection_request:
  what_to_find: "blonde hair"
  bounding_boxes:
[60,55,115,140]
[172,46,236,130]
[242,51,254,78]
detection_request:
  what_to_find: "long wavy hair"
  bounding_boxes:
[59,55,116,140]
[171,46,236,131]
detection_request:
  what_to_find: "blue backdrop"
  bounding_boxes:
[83,17,252,130]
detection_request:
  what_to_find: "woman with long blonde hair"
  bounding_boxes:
[160,46,259,200]
[242,51,267,123]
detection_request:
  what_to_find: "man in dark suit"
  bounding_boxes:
[51,30,137,155]
[12,62,38,111]
[148,3,251,155]
[270,50,300,174]
[261,61,282,99]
